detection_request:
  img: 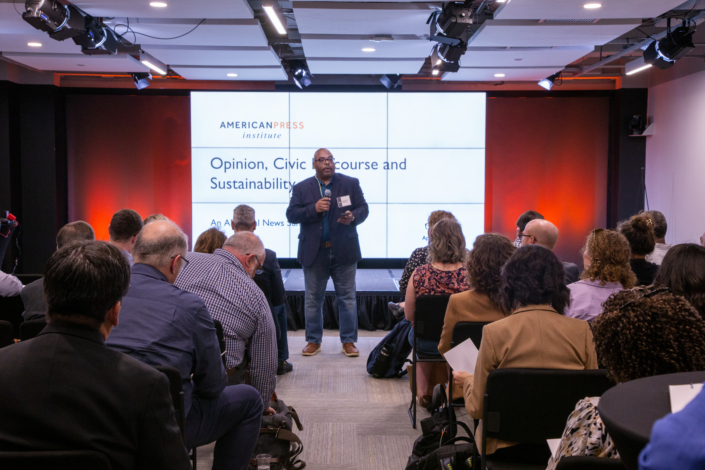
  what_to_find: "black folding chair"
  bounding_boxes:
[408,295,450,428]
[480,368,615,470]
[20,319,47,341]
[0,294,24,338]
[0,450,111,469]
[153,365,197,467]
[445,321,491,432]
[555,456,626,470]
[213,319,227,367]
[0,320,14,348]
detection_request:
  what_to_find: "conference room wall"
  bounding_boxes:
[63,92,610,266]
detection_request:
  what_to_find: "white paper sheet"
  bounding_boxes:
[669,383,703,413]
[547,439,561,458]
[443,338,480,374]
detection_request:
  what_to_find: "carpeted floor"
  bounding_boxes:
[197,330,472,470]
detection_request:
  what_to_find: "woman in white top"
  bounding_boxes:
[564,229,636,323]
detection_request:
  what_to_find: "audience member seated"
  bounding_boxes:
[143,213,169,225]
[513,210,544,248]
[176,232,277,401]
[231,204,292,376]
[22,221,95,321]
[548,287,705,470]
[653,243,705,316]
[405,218,468,408]
[563,229,635,323]
[389,210,456,320]
[642,210,671,265]
[639,382,705,470]
[0,270,22,297]
[521,218,580,284]
[618,214,658,286]
[109,209,144,266]
[438,233,515,356]
[0,241,189,470]
[194,227,227,254]
[453,245,597,462]
[106,221,264,469]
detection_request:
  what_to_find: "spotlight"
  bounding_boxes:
[431,43,462,73]
[380,74,401,89]
[74,18,119,55]
[538,72,561,90]
[430,2,473,39]
[22,0,83,41]
[132,72,152,90]
[643,19,696,70]
[289,60,312,89]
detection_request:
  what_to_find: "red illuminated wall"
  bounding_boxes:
[67,93,609,263]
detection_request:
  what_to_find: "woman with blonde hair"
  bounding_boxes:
[564,229,636,323]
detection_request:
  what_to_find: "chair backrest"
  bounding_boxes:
[451,321,491,350]
[212,319,227,367]
[556,456,626,470]
[153,365,186,439]
[0,294,24,338]
[0,450,112,470]
[414,295,451,342]
[0,320,14,348]
[20,319,47,341]
[483,368,614,443]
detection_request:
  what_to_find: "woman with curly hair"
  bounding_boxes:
[405,218,468,407]
[193,227,226,254]
[564,229,636,323]
[654,243,705,317]
[618,214,658,286]
[453,245,597,463]
[548,287,705,470]
[438,233,515,356]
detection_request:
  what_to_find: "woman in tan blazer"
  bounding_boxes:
[453,245,598,463]
[438,234,515,356]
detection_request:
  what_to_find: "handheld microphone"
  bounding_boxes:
[324,189,331,216]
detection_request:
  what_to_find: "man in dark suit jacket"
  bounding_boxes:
[0,241,189,470]
[231,204,292,375]
[522,219,581,285]
[286,148,369,358]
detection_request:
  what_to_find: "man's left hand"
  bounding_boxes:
[337,211,354,225]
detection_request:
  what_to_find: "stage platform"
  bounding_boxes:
[283,269,404,332]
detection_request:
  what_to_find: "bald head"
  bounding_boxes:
[523,219,559,250]
[314,148,331,159]
[223,231,265,258]
[133,220,188,268]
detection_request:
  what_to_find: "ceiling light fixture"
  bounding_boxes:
[149,2,167,7]
[227,73,238,77]
[263,5,287,35]
[625,56,652,75]
[142,60,166,75]
[380,74,401,89]
[362,47,375,52]
[538,72,561,90]
[432,69,439,75]
[583,3,601,9]
[643,18,696,70]
[494,73,505,77]
[27,42,42,47]
[132,72,152,90]
[496,0,506,3]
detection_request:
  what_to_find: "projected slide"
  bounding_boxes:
[191,92,486,258]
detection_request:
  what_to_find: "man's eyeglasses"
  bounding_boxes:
[247,253,263,274]
[172,254,189,267]
[517,233,536,241]
[619,287,671,311]
[315,156,334,164]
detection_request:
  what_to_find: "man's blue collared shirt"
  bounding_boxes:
[106,263,226,414]
[317,178,332,242]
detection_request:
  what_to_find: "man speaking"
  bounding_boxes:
[286,148,369,358]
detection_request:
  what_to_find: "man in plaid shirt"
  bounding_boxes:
[176,231,277,404]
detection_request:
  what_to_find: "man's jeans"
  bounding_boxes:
[186,384,263,470]
[302,246,358,344]
[272,303,290,362]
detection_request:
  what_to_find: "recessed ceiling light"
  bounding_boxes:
[495,73,505,77]
[150,2,167,7]
[27,42,42,47]
[515,58,523,61]
[227,73,238,77]
[583,3,601,9]
[361,47,375,52]
[432,69,439,75]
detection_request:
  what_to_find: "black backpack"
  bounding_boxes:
[405,409,475,470]
[366,319,413,378]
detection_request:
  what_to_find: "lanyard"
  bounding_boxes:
[315,176,329,198]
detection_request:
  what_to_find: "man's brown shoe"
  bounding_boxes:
[302,342,321,356]
[342,342,359,357]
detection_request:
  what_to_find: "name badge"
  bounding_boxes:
[337,195,352,208]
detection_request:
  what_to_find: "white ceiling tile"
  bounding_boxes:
[307,58,424,74]
[2,52,149,73]
[72,0,254,19]
[146,46,281,66]
[442,66,563,81]
[460,46,591,67]
[301,36,432,58]
[293,2,439,35]
[172,66,288,80]
[0,33,82,54]
[468,19,641,48]
[494,0,686,20]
